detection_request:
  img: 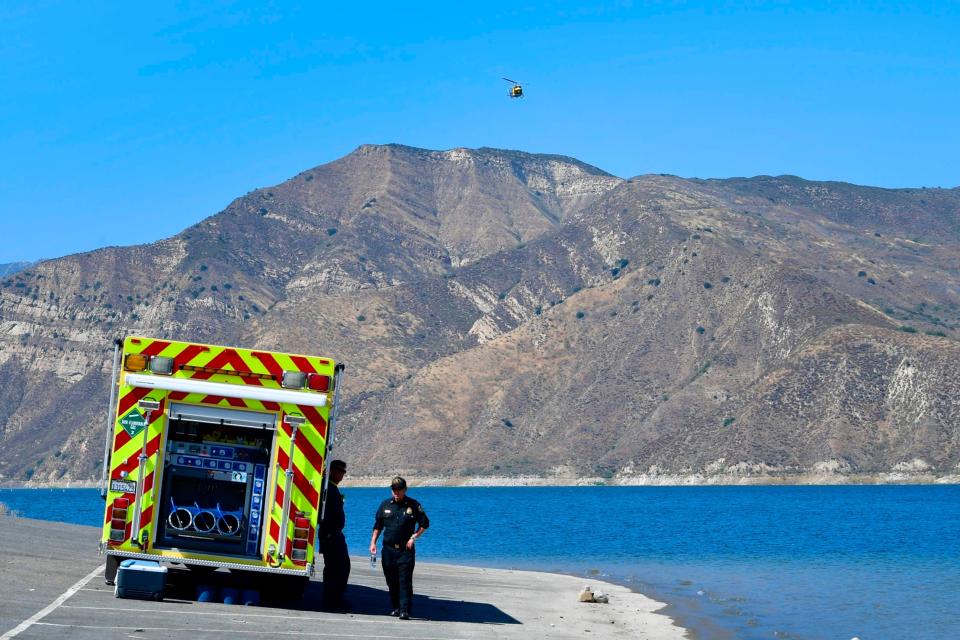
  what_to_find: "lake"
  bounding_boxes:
[1,484,957,639]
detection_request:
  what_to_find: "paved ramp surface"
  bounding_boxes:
[0,517,685,639]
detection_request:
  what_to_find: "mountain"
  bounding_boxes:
[0,145,958,485]
[0,262,33,277]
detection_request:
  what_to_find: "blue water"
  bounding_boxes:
[1,485,958,639]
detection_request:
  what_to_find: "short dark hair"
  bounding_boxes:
[331,460,346,471]
[390,476,407,490]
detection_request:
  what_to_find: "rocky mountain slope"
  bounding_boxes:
[1,144,958,484]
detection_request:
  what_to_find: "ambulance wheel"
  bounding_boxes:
[104,555,120,586]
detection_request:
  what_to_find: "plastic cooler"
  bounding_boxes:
[115,559,167,601]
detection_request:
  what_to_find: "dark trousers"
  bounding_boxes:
[381,545,416,613]
[321,532,350,605]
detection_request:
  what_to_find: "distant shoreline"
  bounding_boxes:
[3,471,959,489]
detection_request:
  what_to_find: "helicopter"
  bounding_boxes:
[503,77,524,98]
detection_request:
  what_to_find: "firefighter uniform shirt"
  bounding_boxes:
[374,497,429,548]
[320,482,345,537]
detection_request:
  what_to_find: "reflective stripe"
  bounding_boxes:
[103,551,310,576]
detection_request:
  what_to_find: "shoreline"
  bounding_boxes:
[0,515,689,639]
[418,557,691,639]
[431,555,700,640]
[4,471,959,489]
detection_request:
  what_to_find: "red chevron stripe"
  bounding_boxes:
[262,401,280,411]
[275,431,319,509]
[174,344,209,370]
[295,473,319,510]
[139,505,153,533]
[143,470,154,495]
[114,453,139,480]
[251,352,284,378]
[297,404,328,440]
[267,495,294,557]
[290,356,317,374]
[287,460,318,509]
[281,420,324,479]
[274,476,287,508]
[190,348,262,385]
[113,426,132,452]
[169,391,188,401]
[112,434,162,479]
[198,395,249,409]
[269,518,280,546]
[211,348,251,371]
[272,483,285,536]
[116,386,150,417]
[113,457,136,479]
[139,340,170,357]
[146,434,162,458]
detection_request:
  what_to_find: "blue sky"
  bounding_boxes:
[2,1,958,262]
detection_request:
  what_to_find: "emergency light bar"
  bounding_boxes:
[124,373,328,407]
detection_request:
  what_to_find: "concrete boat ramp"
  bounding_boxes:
[0,517,686,639]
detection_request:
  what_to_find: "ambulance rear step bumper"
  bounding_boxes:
[106,550,312,576]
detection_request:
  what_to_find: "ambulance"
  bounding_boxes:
[98,336,344,597]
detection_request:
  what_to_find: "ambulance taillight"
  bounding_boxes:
[307,374,331,392]
[292,516,310,562]
[109,498,130,543]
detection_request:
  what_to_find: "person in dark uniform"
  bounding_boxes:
[320,459,350,610]
[369,476,429,620]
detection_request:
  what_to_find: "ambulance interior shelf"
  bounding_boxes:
[155,408,274,558]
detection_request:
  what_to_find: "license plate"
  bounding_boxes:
[110,479,137,494]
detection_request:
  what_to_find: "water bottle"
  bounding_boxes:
[369,553,377,569]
